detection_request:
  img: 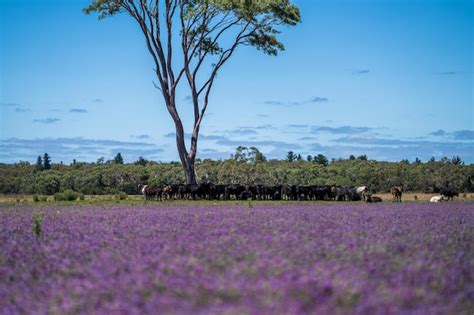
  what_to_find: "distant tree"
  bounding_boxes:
[440,156,449,164]
[232,146,266,164]
[400,159,410,165]
[114,153,124,164]
[357,154,368,161]
[42,153,51,170]
[451,155,463,165]
[84,0,301,184]
[306,155,313,162]
[97,157,105,165]
[72,159,77,165]
[135,156,148,166]
[296,154,302,161]
[414,157,422,164]
[313,154,328,166]
[349,155,356,160]
[248,147,266,163]
[429,157,436,163]
[232,146,248,162]
[35,156,43,171]
[286,151,295,163]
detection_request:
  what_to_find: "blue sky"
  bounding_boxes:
[1,0,473,163]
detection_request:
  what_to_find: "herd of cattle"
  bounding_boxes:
[138,184,460,203]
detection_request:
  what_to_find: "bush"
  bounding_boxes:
[54,189,80,201]
[33,195,48,202]
[115,192,128,200]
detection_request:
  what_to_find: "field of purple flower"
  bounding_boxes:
[1,203,473,314]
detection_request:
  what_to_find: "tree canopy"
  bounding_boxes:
[84,0,301,184]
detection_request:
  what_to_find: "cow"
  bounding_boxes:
[430,195,445,203]
[224,184,246,200]
[282,185,297,200]
[391,186,403,202]
[163,184,179,200]
[356,186,369,201]
[366,195,382,203]
[440,188,459,201]
[140,184,157,201]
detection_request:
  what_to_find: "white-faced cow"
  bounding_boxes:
[430,195,445,203]
[356,186,369,201]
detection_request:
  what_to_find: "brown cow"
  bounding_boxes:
[366,195,382,203]
[391,186,403,202]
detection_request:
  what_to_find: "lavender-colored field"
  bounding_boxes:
[1,203,473,314]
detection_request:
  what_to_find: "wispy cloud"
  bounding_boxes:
[15,108,28,113]
[131,134,151,140]
[264,96,329,106]
[0,102,22,107]
[226,128,258,135]
[428,129,474,140]
[0,137,162,163]
[429,129,446,136]
[435,71,458,75]
[69,108,88,113]
[33,118,60,124]
[452,130,474,140]
[311,125,373,134]
[92,98,103,103]
[352,69,370,75]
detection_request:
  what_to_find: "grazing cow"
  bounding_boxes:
[140,184,157,201]
[224,184,246,200]
[282,185,297,200]
[391,186,403,202]
[440,188,459,201]
[430,195,445,203]
[366,195,382,203]
[356,186,369,201]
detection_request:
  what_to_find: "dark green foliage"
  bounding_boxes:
[114,153,124,165]
[313,154,328,166]
[286,151,295,162]
[32,212,43,238]
[0,158,472,195]
[35,156,43,171]
[115,192,128,200]
[43,153,51,170]
[54,189,81,201]
[135,157,148,166]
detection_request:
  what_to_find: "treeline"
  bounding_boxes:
[1,156,472,195]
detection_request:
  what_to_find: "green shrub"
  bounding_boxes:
[115,192,127,200]
[32,212,43,237]
[54,189,80,201]
[33,195,40,202]
[78,193,85,201]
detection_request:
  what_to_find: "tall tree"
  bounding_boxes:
[43,153,51,170]
[114,153,124,164]
[313,154,328,166]
[35,156,43,171]
[286,151,295,162]
[84,0,300,184]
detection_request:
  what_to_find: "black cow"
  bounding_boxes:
[225,184,246,200]
[440,188,459,201]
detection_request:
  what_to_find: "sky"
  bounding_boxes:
[0,0,473,164]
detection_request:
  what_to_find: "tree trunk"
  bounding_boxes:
[183,159,196,185]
